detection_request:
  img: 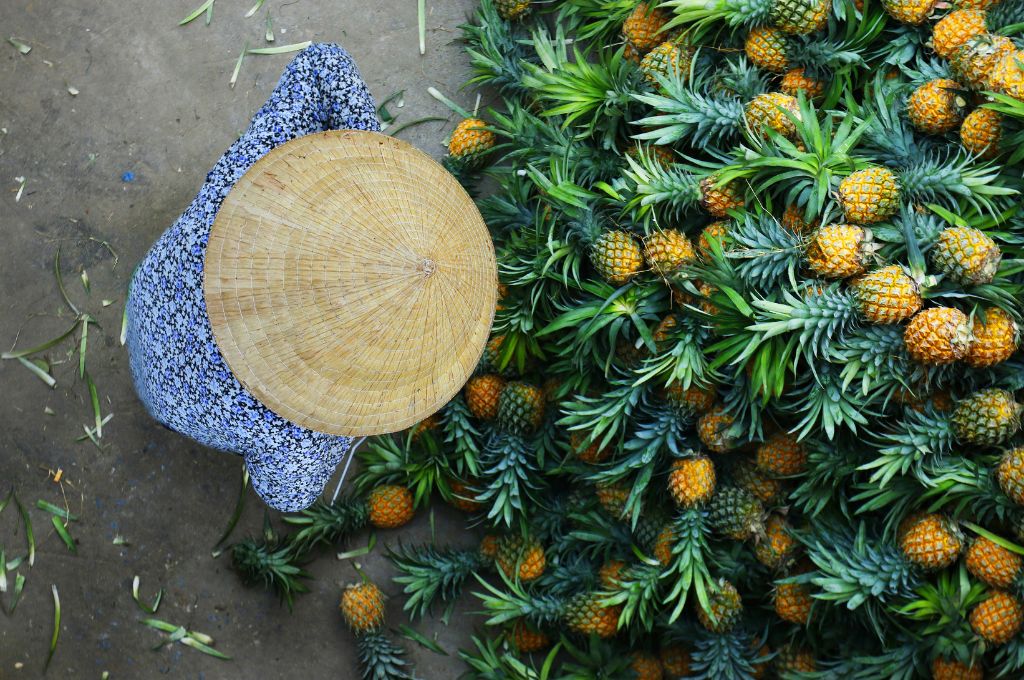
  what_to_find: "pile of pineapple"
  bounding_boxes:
[241,0,1024,677]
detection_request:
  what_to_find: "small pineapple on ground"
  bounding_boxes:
[931,657,984,680]
[630,652,664,680]
[367,485,415,529]
[851,266,923,324]
[592,230,645,285]
[966,536,1023,588]
[660,644,691,678]
[639,41,692,86]
[756,432,806,476]
[951,34,1016,90]
[511,620,550,653]
[566,592,622,638]
[495,0,531,21]
[665,382,716,413]
[745,26,790,73]
[899,513,964,570]
[497,381,545,435]
[951,388,1023,446]
[623,3,670,53]
[495,535,546,582]
[744,92,800,140]
[755,513,799,569]
[699,175,745,217]
[341,581,415,679]
[448,117,496,167]
[779,67,825,99]
[644,229,697,276]
[932,9,988,59]
[989,48,1024,100]
[969,590,1024,644]
[708,486,765,541]
[697,405,740,453]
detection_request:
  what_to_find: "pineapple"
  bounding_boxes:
[960,107,1003,159]
[667,456,716,507]
[989,48,1024,100]
[951,388,1023,446]
[623,3,670,53]
[653,524,676,566]
[776,647,817,674]
[969,591,1023,644]
[838,167,900,224]
[511,620,550,653]
[757,432,802,475]
[597,481,631,518]
[598,559,627,589]
[904,307,973,365]
[627,143,677,169]
[744,92,800,139]
[565,592,622,638]
[644,228,697,276]
[630,652,664,680]
[447,479,483,513]
[734,459,785,505]
[774,581,813,625]
[708,486,764,540]
[965,307,1018,368]
[592,230,645,284]
[932,9,988,60]
[779,67,825,99]
[998,447,1024,505]
[899,513,963,570]
[907,79,967,135]
[931,657,984,680]
[659,645,691,678]
[480,533,501,561]
[465,374,506,421]
[367,485,415,529]
[697,579,743,633]
[697,405,739,453]
[411,414,440,442]
[850,265,923,324]
[806,224,874,279]
[951,34,1016,90]
[639,41,692,85]
[341,582,386,633]
[497,381,545,435]
[697,221,732,256]
[932,227,1002,286]
[449,118,496,166]
[780,203,820,234]
[496,535,546,582]
[699,175,745,217]
[755,513,799,569]
[665,382,716,413]
[966,536,1022,588]
[745,26,790,73]
[495,0,531,21]
[881,0,940,24]
[570,430,612,464]
[771,0,829,34]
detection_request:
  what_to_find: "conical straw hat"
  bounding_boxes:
[204,130,497,436]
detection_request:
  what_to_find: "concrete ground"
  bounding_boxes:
[0,1,488,677]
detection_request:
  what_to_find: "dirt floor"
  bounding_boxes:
[0,1,488,677]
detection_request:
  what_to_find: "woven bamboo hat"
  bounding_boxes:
[204,130,496,437]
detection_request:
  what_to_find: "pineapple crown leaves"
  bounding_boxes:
[784,361,874,441]
[473,569,570,628]
[477,430,543,528]
[789,441,860,517]
[558,373,650,453]
[597,558,663,632]
[913,455,1020,526]
[857,405,955,488]
[897,565,986,635]
[355,630,417,680]
[621,150,727,219]
[441,395,483,477]
[631,313,712,391]
[555,634,635,679]
[230,531,310,611]
[725,212,806,291]
[788,519,922,629]
[457,634,545,680]
[462,0,536,99]
[352,433,445,509]
[829,323,916,402]
[282,494,370,555]
[659,0,775,34]
[387,543,488,622]
[660,506,714,620]
[688,627,766,680]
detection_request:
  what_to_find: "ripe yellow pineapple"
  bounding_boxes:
[734,460,785,504]
[838,167,900,224]
[951,34,1016,90]
[960,107,1003,158]
[966,307,1018,368]
[772,0,829,35]
[970,591,1023,644]
[623,3,670,53]
[806,225,874,279]
[367,485,415,529]
[592,230,644,284]
[660,645,691,678]
[598,559,626,589]
[781,203,820,234]
[932,226,1002,285]
[882,0,940,24]
[496,535,546,582]
[497,381,546,435]
[495,0,531,21]
[698,579,743,633]
[966,536,1022,588]
[744,92,800,139]
[653,524,676,566]
[697,405,739,453]
[779,68,826,99]
[932,9,987,59]
[699,175,745,217]
[449,118,496,165]
[630,652,664,680]
[774,582,813,624]
[665,382,716,413]
[952,388,1023,446]
[644,228,697,276]
[570,430,612,464]
[851,265,923,324]
[998,447,1024,505]
[465,374,506,421]
[907,79,967,135]
[698,221,732,255]
[756,432,806,476]
[899,513,963,570]
[639,41,692,85]
[510,620,549,653]
[755,514,799,569]
[340,582,386,633]
[989,48,1024,100]
[931,657,983,680]
[668,456,716,507]
[903,307,973,365]
[745,26,790,73]
[565,592,621,638]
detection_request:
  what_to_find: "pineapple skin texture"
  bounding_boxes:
[744,92,800,139]
[965,307,1018,368]
[851,265,922,324]
[592,230,644,284]
[970,591,1024,644]
[932,226,1002,285]
[780,68,825,99]
[838,167,900,224]
[639,42,691,85]
[699,176,745,217]
[932,9,987,60]
[989,48,1024,100]
[952,34,1016,90]
[771,0,829,35]
[660,645,692,678]
[899,514,963,569]
[644,229,696,275]
[882,0,939,25]
[465,374,506,421]
[755,514,798,569]
[565,593,622,638]
[623,3,670,53]
[966,536,1023,588]
[756,432,806,476]
[745,26,790,73]
[697,405,738,453]
[668,456,716,507]
[449,117,496,162]
[903,307,972,365]
[960,107,1003,158]
[497,382,546,434]
[999,448,1024,505]
[367,485,415,529]
[511,621,549,653]
[951,388,1022,446]
[495,0,531,21]
[907,79,965,135]
[806,224,870,279]
[697,580,742,633]
[932,657,984,680]
[341,582,386,633]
